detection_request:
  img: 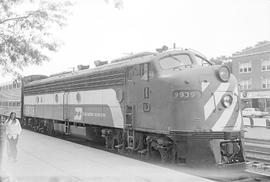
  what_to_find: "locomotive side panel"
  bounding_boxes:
[24,93,64,121]
[134,78,172,133]
[66,88,124,128]
[24,88,125,128]
[24,86,125,129]
[23,68,127,130]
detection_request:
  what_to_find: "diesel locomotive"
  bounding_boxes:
[0,48,245,166]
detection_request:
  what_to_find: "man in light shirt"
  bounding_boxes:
[5,112,22,162]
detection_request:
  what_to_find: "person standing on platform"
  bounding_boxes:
[5,112,22,162]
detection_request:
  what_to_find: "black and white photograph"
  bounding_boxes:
[0,0,270,181]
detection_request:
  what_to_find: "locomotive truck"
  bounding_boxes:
[0,48,245,166]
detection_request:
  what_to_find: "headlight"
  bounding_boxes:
[217,66,230,82]
[222,94,233,108]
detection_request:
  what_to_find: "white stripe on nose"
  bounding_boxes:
[204,83,230,120]
[211,87,238,131]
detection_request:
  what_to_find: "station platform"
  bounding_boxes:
[0,130,214,182]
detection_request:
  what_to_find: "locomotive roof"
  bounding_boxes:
[25,52,157,87]
[25,49,205,87]
[0,75,47,86]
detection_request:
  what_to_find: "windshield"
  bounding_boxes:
[159,54,192,70]
[194,55,212,67]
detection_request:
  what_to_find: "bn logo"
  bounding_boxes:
[74,107,82,120]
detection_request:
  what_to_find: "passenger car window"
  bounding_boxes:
[159,54,192,70]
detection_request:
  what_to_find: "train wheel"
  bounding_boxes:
[147,140,161,161]
[33,118,40,132]
[158,148,171,163]
[105,137,113,149]
[38,121,45,133]
[101,129,113,150]
[149,147,161,161]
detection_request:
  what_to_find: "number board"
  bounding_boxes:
[173,90,201,100]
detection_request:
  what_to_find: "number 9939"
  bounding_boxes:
[173,90,201,100]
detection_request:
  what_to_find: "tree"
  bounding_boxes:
[0,0,72,78]
[210,55,232,71]
[104,0,123,9]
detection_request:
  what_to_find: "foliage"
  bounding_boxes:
[104,0,123,9]
[210,55,232,71]
[0,0,72,78]
[210,55,232,63]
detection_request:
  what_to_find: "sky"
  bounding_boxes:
[1,0,270,81]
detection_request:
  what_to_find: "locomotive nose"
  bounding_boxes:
[168,65,239,132]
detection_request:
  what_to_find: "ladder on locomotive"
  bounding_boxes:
[125,105,135,150]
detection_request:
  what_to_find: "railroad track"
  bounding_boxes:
[244,138,270,178]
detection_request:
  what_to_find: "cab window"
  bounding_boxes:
[140,63,154,81]
[159,54,192,70]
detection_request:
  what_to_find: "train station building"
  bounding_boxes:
[232,41,270,111]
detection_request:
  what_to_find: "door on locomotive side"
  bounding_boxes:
[126,65,139,128]
[125,62,155,130]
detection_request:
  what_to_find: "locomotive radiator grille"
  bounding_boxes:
[24,71,126,95]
